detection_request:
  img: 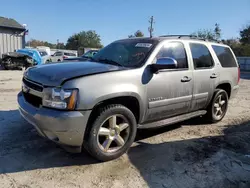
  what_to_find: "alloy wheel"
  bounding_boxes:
[97,114,130,153]
[213,93,227,119]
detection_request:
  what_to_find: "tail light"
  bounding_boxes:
[238,67,240,84]
[63,55,67,59]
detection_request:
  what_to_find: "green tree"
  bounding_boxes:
[65,30,103,50]
[222,38,250,56]
[128,30,144,38]
[192,24,221,40]
[240,24,250,44]
[214,23,221,40]
[191,29,216,40]
[25,39,65,49]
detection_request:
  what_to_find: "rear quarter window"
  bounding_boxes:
[212,45,237,67]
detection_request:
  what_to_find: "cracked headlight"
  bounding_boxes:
[43,88,78,110]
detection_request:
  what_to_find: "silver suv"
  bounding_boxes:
[18,36,240,161]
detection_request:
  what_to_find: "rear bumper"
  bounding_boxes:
[18,92,91,150]
[230,85,239,99]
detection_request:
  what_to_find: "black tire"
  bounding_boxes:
[85,104,137,161]
[205,89,229,123]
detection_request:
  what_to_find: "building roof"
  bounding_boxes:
[0,16,25,30]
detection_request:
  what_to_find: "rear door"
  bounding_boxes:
[188,42,219,111]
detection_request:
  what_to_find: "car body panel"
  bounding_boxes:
[24,61,128,86]
[18,91,91,147]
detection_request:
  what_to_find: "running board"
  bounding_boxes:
[138,110,207,129]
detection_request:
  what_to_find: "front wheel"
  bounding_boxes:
[206,89,229,123]
[85,104,137,161]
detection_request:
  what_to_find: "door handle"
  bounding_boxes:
[210,73,218,79]
[181,76,192,82]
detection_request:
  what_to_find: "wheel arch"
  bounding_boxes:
[84,94,142,141]
[215,82,232,99]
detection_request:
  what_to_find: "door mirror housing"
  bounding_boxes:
[151,57,177,73]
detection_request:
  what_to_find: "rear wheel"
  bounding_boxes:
[85,104,137,161]
[206,89,229,123]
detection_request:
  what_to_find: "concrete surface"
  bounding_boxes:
[0,71,250,188]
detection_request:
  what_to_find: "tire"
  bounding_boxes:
[85,104,137,161]
[205,89,229,123]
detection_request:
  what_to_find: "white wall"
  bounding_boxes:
[0,28,24,58]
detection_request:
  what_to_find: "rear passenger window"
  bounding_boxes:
[156,42,188,68]
[212,45,237,67]
[190,43,214,69]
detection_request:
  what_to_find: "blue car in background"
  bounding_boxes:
[17,48,51,65]
[1,48,51,70]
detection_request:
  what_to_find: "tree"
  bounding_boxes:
[191,29,216,40]
[221,38,250,56]
[65,30,103,50]
[192,23,221,41]
[214,23,221,40]
[128,30,144,38]
[25,39,65,49]
[240,25,250,44]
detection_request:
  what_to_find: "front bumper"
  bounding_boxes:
[17,92,91,150]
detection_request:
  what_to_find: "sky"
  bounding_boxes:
[1,0,249,46]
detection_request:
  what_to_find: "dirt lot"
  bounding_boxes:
[0,71,250,188]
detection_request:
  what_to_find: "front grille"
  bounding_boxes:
[23,78,43,92]
[23,92,42,108]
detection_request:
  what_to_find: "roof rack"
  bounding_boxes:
[159,35,221,43]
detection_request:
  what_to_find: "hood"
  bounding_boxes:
[24,61,127,86]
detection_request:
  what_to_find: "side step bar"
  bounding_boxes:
[138,110,207,129]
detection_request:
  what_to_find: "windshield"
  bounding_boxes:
[92,39,157,67]
[39,51,48,57]
[82,51,93,57]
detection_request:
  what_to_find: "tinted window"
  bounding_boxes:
[156,42,188,68]
[39,51,47,56]
[190,43,213,69]
[64,52,76,56]
[55,52,63,56]
[212,45,237,67]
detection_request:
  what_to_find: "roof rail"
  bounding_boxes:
[159,35,221,43]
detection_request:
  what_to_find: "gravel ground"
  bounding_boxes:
[0,70,250,188]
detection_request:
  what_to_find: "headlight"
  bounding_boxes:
[42,88,78,110]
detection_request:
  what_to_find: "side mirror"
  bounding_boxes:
[151,57,177,73]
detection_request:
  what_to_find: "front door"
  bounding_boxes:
[145,41,193,122]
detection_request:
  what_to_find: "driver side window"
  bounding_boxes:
[156,42,188,69]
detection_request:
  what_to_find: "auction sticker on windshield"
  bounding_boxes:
[135,43,152,48]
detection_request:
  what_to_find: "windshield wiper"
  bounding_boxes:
[95,58,123,67]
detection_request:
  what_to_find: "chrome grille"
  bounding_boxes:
[23,78,43,92]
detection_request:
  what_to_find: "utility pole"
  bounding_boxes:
[148,16,155,38]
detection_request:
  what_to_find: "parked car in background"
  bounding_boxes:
[18,36,240,161]
[50,51,76,62]
[17,49,51,65]
[64,50,99,61]
[1,48,51,70]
